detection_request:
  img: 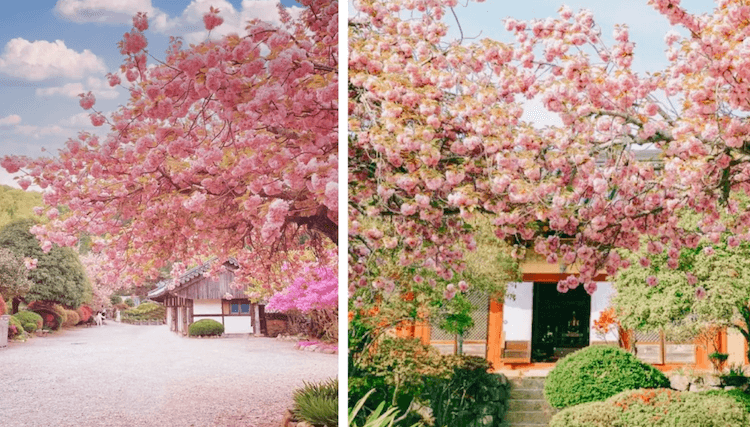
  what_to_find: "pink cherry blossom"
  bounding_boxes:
[78,92,95,110]
[203,7,224,31]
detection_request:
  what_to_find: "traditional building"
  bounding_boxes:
[148,259,268,336]
[401,251,748,372]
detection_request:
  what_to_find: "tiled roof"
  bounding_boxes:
[147,258,239,298]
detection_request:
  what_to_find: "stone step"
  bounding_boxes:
[504,410,554,424]
[509,388,544,399]
[509,399,548,412]
[509,377,546,390]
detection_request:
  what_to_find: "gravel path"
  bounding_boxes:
[0,322,338,427]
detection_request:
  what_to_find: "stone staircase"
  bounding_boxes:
[501,377,558,427]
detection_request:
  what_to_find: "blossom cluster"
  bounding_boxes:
[2,0,338,290]
[349,0,750,299]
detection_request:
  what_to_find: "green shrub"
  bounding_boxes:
[423,356,509,427]
[549,388,750,427]
[543,346,670,408]
[124,298,135,307]
[13,310,43,330]
[8,315,24,338]
[110,295,122,305]
[122,301,166,321]
[349,336,449,425]
[292,378,337,427]
[702,388,750,413]
[22,322,37,333]
[188,319,224,336]
[62,309,79,327]
[349,390,413,427]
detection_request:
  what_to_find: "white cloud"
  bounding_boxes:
[0,38,107,81]
[14,124,67,140]
[152,0,302,44]
[0,114,22,127]
[36,77,120,100]
[54,0,158,24]
[0,169,22,189]
[58,112,98,129]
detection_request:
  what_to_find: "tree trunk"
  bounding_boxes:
[12,296,20,315]
[456,333,464,356]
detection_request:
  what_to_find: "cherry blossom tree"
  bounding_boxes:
[349,0,750,300]
[2,0,338,289]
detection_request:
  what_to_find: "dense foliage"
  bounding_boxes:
[188,319,224,337]
[701,389,750,413]
[549,388,750,427]
[350,313,509,426]
[13,310,42,330]
[122,301,166,322]
[292,378,338,427]
[423,356,509,427]
[0,219,91,307]
[0,185,42,230]
[543,346,670,409]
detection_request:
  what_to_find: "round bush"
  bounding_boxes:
[63,309,80,327]
[543,345,670,408]
[77,305,93,323]
[8,315,24,338]
[0,294,6,316]
[14,310,43,330]
[23,322,37,333]
[188,319,224,336]
[549,388,750,427]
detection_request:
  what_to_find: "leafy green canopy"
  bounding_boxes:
[0,185,42,230]
[612,204,750,336]
[0,218,91,307]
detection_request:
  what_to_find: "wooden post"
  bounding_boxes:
[414,321,430,345]
[487,298,504,370]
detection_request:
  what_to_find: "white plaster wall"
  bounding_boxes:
[193,299,221,315]
[589,282,618,344]
[504,282,533,341]
[727,328,747,366]
[224,316,253,334]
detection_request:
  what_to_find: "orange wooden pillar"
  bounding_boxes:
[414,321,431,345]
[487,298,504,370]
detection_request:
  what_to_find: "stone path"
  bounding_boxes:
[0,322,338,427]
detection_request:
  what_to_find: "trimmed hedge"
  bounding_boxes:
[122,301,166,322]
[23,322,37,333]
[701,389,750,413]
[549,388,750,427]
[13,310,43,330]
[544,346,670,409]
[62,309,80,327]
[77,305,93,323]
[188,319,224,336]
[8,315,24,338]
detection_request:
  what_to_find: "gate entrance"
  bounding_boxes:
[531,282,590,362]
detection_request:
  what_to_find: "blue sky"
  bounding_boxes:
[0,0,302,187]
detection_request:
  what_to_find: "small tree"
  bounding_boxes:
[0,247,33,314]
[0,219,91,308]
